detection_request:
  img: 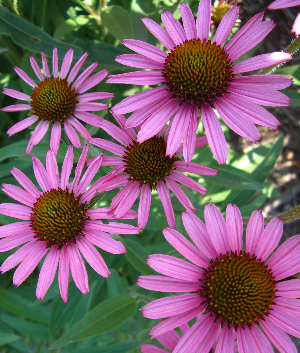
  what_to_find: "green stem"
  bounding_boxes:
[260,36,300,74]
[242,204,300,225]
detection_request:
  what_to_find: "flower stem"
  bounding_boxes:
[260,36,300,74]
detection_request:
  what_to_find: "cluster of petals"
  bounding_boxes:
[268,0,300,36]
[1,47,114,155]
[138,203,300,353]
[107,0,292,165]
[0,145,139,302]
[88,111,217,229]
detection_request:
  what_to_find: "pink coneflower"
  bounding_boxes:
[107,0,292,165]
[88,112,217,229]
[0,145,138,302]
[138,203,300,352]
[268,0,300,36]
[1,47,114,155]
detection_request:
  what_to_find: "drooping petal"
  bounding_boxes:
[1,184,36,207]
[26,120,50,156]
[84,227,126,254]
[215,326,235,353]
[63,120,81,149]
[58,245,69,303]
[165,178,196,213]
[157,181,176,229]
[6,115,38,137]
[50,121,61,156]
[0,232,34,252]
[68,243,89,294]
[138,184,151,230]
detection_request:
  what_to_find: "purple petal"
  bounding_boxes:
[0,203,32,220]
[213,6,239,46]
[11,167,41,198]
[225,203,243,253]
[14,67,37,88]
[41,52,50,77]
[32,155,52,192]
[1,184,36,207]
[60,48,74,79]
[68,243,89,294]
[26,120,50,156]
[3,88,31,101]
[161,11,186,46]
[60,145,73,190]
[157,181,176,228]
[63,120,81,149]
[46,149,59,189]
[180,3,196,40]
[67,52,89,84]
[137,275,200,293]
[6,115,38,137]
[196,0,211,41]
[138,184,151,230]
[50,121,61,155]
[141,18,175,51]
[58,245,69,303]
[29,56,44,81]
[245,210,264,255]
[52,48,58,78]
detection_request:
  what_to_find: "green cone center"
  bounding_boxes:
[199,251,276,330]
[30,188,88,248]
[162,38,234,108]
[123,136,179,188]
[31,78,78,123]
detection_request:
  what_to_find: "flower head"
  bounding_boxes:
[2,47,114,155]
[108,0,292,165]
[88,111,217,230]
[0,146,138,302]
[138,203,300,352]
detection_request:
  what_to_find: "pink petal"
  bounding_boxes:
[72,62,98,91]
[141,18,175,51]
[269,307,300,338]
[268,0,300,10]
[245,210,264,255]
[97,118,132,146]
[50,121,61,155]
[215,99,260,143]
[150,306,204,339]
[161,11,186,46]
[275,297,300,317]
[68,243,89,294]
[225,203,243,253]
[215,326,235,353]
[84,227,126,254]
[76,69,108,94]
[249,325,274,353]
[112,181,140,219]
[13,241,48,286]
[0,221,32,238]
[46,150,59,189]
[183,105,198,164]
[0,241,33,273]
[58,245,69,303]
[138,184,151,230]
[29,56,44,81]
[87,207,137,220]
[157,181,176,229]
[106,71,164,85]
[77,237,110,278]
[60,145,74,190]
[276,279,300,297]
[237,327,258,353]
[115,54,164,70]
[11,167,41,198]
[120,39,167,64]
[70,145,89,191]
[174,161,217,176]
[201,104,228,165]
[60,48,74,79]
[232,74,292,90]
[234,52,292,74]
[0,203,32,220]
[142,293,201,319]
[36,245,60,300]
[141,344,167,353]
[156,330,181,351]
[67,52,89,84]
[182,212,219,259]
[1,184,36,207]
[196,0,211,41]
[64,120,81,148]
[163,228,209,268]
[79,92,114,102]
[165,178,196,212]
[2,104,31,112]
[170,170,207,195]
[32,155,52,192]
[147,254,202,282]
[74,111,103,127]
[137,275,200,292]
[254,217,283,261]
[68,117,91,141]
[2,88,31,101]
[0,232,34,252]
[6,115,38,137]
[292,12,300,35]
[180,3,196,40]
[113,86,167,115]
[52,48,58,78]
[14,67,37,88]
[204,203,230,254]
[26,120,50,156]
[88,220,139,235]
[89,137,125,156]
[41,52,50,77]
[213,6,239,46]
[260,318,297,353]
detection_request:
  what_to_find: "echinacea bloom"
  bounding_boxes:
[88,112,217,229]
[268,0,300,36]
[0,146,138,302]
[138,203,300,352]
[1,47,114,155]
[108,0,292,165]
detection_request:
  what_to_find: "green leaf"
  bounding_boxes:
[71,341,142,353]
[0,140,27,163]
[101,6,134,40]
[282,90,300,107]
[0,288,50,323]
[223,137,284,208]
[203,169,264,190]
[122,238,155,275]
[107,269,124,298]
[276,65,300,85]
[49,294,136,349]
[0,332,19,345]
[0,314,49,340]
